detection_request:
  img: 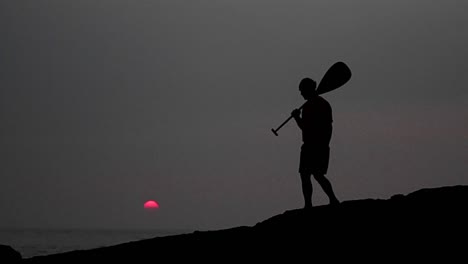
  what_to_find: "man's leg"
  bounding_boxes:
[313,173,339,205]
[300,173,313,208]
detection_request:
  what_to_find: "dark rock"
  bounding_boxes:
[22,185,468,263]
[0,245,22,263]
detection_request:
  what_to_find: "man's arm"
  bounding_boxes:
[291,109,303,130]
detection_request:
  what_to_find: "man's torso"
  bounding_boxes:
[301,96,333,146]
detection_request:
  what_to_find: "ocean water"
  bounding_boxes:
[0,228,192,259]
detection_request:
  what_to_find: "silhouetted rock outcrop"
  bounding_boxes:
[0,245,22,263]
[20,185,468,263]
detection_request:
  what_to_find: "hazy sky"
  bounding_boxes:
[1,1,467,231]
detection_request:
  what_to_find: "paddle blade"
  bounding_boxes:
[316,61,352,95]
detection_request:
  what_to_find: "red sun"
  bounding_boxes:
[144,200,159,210]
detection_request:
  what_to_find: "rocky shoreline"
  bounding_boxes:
[3,185,467,263]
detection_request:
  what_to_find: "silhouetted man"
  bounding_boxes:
[291,77,340,209]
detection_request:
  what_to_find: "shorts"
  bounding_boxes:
[299,144,330,175]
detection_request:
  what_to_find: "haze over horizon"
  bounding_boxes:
[1,1,467,231]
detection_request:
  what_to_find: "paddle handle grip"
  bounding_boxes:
[271,102,305,136]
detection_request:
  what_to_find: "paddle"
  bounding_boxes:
[271,61,352,136]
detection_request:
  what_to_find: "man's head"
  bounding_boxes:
[299,77,317,100]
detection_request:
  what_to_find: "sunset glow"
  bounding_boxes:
[144,200,159,210]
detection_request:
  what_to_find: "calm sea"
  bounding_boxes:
[0,228,192,259]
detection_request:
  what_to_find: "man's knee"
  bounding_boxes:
[300,173,311,180]
[313,173,326,181]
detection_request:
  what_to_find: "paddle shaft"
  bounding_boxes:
[271,102,306,136]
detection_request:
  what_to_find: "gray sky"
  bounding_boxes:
[1,1,467,231]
